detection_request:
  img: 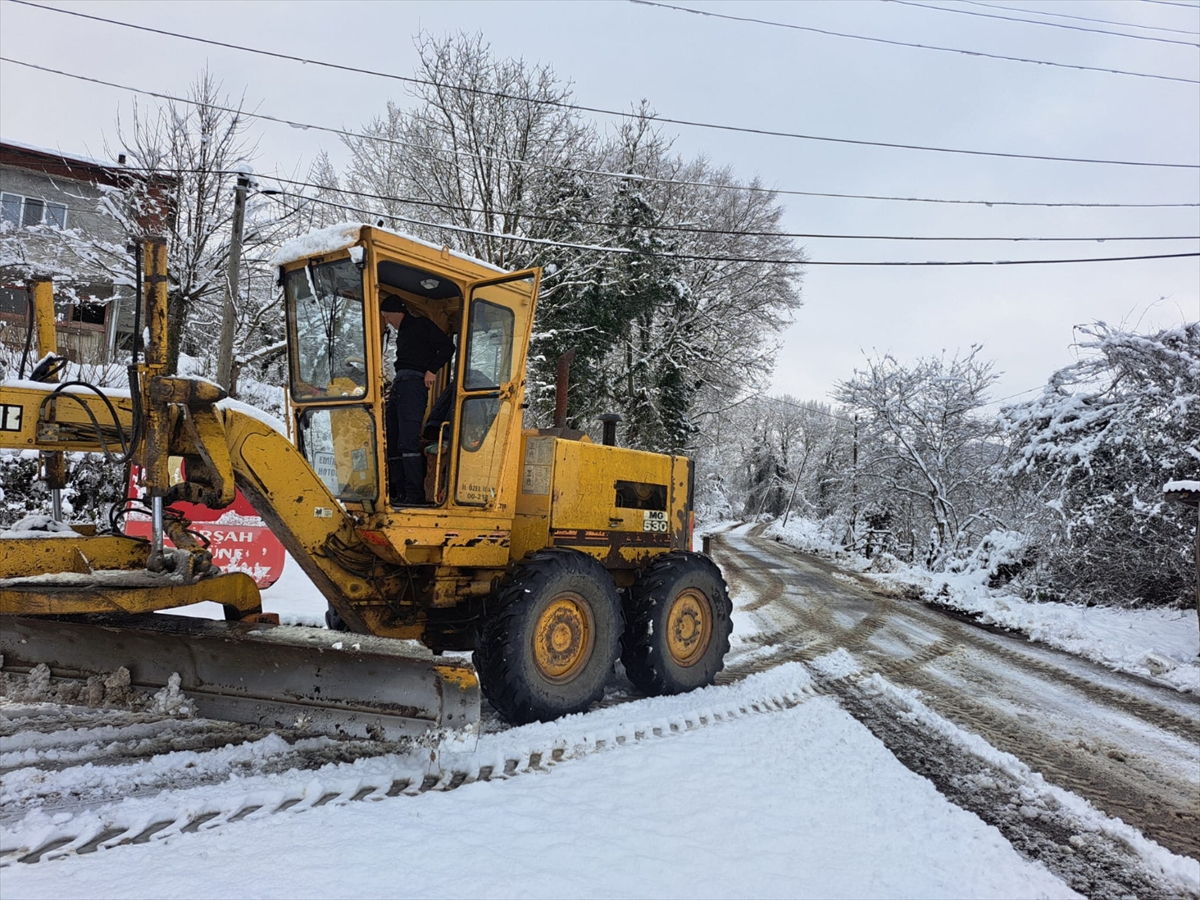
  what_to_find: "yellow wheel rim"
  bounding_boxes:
[666,588,712,668]
[532,594,594,683]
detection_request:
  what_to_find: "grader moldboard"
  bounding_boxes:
[0,225,732,738]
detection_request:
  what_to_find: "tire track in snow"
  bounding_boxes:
[726,531,1200,745]
[711,528,1200,892]
[814,665,1197,900]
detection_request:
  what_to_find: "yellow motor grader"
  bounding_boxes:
[0,226,731,736]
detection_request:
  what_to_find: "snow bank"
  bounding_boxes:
[923,577,1200,694]
[0,514,76,539]
[762,515,864,566]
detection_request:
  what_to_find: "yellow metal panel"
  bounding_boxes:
[550,441,675,532]
[671,455,692,551]
[0,534,149,579]
[512,432,552,560]
[31,278,56,361]
[442,532,510,568]
[544,440,677,569]
[0,385,136,453]
[0,571,261,616]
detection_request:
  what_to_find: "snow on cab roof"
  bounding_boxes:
[269,222,506,274]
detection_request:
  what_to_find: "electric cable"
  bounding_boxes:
[630,0,1200,84]
[1139,0,1200,9]
[254,175,1200,242]
[888,0,1200,46]
[266,189,1200,266]
[960,0,1200,36]
[3,4,1197,163]
[5,57,1197,209]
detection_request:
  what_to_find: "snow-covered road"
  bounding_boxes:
[712,525,1200,896]
[1,524,1197,898]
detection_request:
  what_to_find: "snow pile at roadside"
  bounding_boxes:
[0,514,77,539]
[762,515,854,562]
[766,516,1200,694]
[1,676,1077,899]
[919,575,1198,694]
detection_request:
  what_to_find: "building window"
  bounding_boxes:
[0,192,67,229]
[0,193,20,226]
[71,301,107,326]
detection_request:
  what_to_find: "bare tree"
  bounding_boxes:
[111,68,258,374]
[343,31,595,268]
[834,347,1002,567]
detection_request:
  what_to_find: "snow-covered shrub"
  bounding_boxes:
[962,529,1036,588]
[866,551,903,574]
[0,450,124,529]
[1003,322,1199,608]
[763,514,845,557]
[834,348,1004,570]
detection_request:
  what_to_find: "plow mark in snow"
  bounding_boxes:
[0,666,816,865]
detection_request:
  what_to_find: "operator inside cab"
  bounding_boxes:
[381,294,455,507]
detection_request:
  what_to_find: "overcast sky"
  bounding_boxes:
[1,0,1197,406]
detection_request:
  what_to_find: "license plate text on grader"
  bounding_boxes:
[0,226,732,737]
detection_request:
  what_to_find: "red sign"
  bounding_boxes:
[125,464,286,588]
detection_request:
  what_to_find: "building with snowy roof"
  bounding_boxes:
[0,140,172,364]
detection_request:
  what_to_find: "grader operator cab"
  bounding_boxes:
[0,225,732,735]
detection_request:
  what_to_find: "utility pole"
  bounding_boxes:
[216,173,250,392]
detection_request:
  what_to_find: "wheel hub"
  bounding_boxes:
[666,588,712,667]
[533,594,594,683]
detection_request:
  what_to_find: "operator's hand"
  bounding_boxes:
[424,370,437,390]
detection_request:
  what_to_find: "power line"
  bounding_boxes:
[4,57,1198,215]
[979,384,1045,407]
[14,159,1194,245]
[631,0,1200,85]
[267,188,1200,267]
[1139,0,1200,9]
[963,0,1200,37]
[256,171,1200,243]
[890,0,1200,46]
[6,1,1198,167]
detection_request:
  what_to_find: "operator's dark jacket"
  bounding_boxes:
[388,313,455,461]
[394,313,454,376]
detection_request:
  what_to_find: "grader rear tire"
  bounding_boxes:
[621,552,732,696]
[474,549,622,725]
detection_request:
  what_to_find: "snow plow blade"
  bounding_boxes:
[0,615,480,740]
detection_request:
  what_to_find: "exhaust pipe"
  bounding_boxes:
[598,413,621,447]
[554,349,576,428]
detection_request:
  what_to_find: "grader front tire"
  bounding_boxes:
[474,549,622,725]
[621,552,732,696]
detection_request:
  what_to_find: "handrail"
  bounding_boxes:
[433,420,450,505]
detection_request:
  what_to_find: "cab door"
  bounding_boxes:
[452,270,540,510]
